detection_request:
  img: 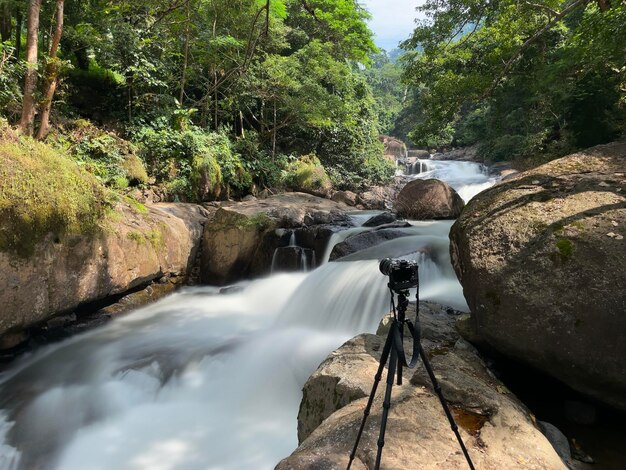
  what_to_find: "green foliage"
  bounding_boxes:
[0,43,24,121]
[51,120,146,188]
[362,51,405,134]
[4,0,388,195]
[282,155,332,194]
[133,124,254,200]
[401,0,626,158]
[0,126,111,256]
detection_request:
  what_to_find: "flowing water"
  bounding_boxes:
[0,161,495,470]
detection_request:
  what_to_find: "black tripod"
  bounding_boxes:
[346,288,475,470]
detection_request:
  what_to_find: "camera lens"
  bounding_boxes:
[379,258,393,276]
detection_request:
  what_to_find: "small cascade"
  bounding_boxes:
[407,159,431,175]
[271,230,316,273]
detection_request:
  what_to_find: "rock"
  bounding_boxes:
[538,421,572,463]
[449,142,626,410]
[0,203,208,341]
[201,193,351,285]
[394,179,465,219]
[407,149,430,160]
[278,303,567,470]
[362,212,396,227]
[357,183,402,211]
[379,135,407,159]
[431,145,479,161]
[329,227,412,261]
[331,190,358,206]
[272,246,316,272]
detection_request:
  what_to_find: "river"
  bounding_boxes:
[0,160,496,470]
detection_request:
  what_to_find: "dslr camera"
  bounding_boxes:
[379,258,418,292]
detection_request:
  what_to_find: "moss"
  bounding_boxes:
[127,231,145,244]
[122,154,149,185]
[124,196,149,215]
[283,155,332,193]
[556,238,574,259]
[0,129,111,257]
[146,227,165,249]
[248,212,271,230]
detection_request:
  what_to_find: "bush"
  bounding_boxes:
[282,155,332,195]
[51,119,147,189]
[0,43,24,121]
[134,125,251,201]
[0,125,111,256]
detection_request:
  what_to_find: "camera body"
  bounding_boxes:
[379,258,419,292]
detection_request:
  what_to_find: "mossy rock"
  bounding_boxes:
[0,128,111,257]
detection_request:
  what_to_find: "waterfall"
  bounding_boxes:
[0,161,497,470]
[271,230,315,273]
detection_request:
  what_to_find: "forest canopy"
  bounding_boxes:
[399,0,626,160]
[0,0,394,198]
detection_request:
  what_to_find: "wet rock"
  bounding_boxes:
[272,246,316,272]
[395,178,465,219]
[201,193,351,285]
[0,203,208,341]
[449,142,626,410]
[278,302,566,470]
[329,227,412,261]
[362,212,396,227]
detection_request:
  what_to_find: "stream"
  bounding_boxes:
[0,160,496,470]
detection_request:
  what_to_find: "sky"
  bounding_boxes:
[360,0,425,52]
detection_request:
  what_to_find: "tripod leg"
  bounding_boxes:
[374,346,398,470]
[419,345,476,470]
[346,325,395,470]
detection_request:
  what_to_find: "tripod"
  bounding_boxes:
[346,288,475,470]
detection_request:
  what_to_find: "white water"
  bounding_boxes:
[0,160,495,470]
[408,159,496,202]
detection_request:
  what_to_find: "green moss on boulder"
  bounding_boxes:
[0,128,111,256]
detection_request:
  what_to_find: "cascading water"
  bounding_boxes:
[0,160,496,470]
[408,159,495,202]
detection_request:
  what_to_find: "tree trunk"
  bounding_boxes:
[179,0,191,105]
[0,1,11,42]
[36,0,64,140]
[272,100,276,160]
[15,8,22,57]
[19,0,41,136]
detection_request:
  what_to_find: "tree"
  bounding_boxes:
[19,0,40,135]
[401,0,626,156]
[36,0,64,139]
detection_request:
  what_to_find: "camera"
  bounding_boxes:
[379,258,419,292]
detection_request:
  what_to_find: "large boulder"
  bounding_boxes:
[395,178,465,219]
[201,192,351,284]
[0,203,208,343]
[449,142,626,410]
[278,303,570,470]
